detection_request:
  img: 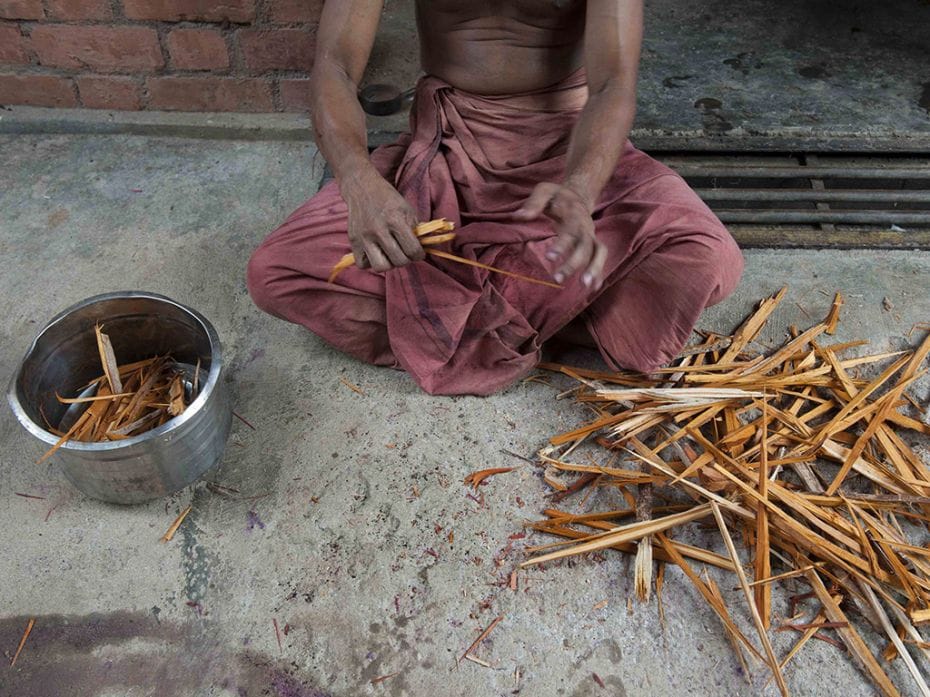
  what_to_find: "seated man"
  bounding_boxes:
[247,0,743,395]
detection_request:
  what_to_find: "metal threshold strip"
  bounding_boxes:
[654,152,930,248]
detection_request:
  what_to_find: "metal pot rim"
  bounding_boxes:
[6,290,224,452]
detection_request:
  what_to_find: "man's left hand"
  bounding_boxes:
[514,182,607,290]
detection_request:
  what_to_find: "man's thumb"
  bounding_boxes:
[514,184,556,220]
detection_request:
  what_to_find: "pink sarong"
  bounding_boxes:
[247,72,743,395]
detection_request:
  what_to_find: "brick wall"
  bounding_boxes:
[0,0,323,112]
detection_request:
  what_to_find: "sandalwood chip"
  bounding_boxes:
[520,288,930,697]
[38,327,199,462]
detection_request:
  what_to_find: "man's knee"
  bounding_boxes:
[246,243,288,318]
[682,225,744,306]
[706,227,744,304]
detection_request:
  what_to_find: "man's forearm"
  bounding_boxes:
[562,84,636,212]
[309,62,379,184]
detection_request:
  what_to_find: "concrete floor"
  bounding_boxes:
[1,133,929,696]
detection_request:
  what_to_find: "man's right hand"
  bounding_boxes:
[341,171,425,272]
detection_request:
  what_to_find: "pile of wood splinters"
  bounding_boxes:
[522,288,930,696]
[39,324,197,462]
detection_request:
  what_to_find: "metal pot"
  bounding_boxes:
[7,291,232,504]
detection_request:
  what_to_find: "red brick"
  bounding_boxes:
[0,23,31,64]
[0,0,43,19]
[0,73,76,107]
[167,28,228,70]
[77,75,142,109]
[146,76,273,111]
[123,0,254,23]
[265,0,322,23]
[239,28,313,72]
[279,78,310,112]
[46,0,112,20]
[31,25,164,72]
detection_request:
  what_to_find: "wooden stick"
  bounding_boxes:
[425,249,562,289]
[655,533,766,665]
[520,504,713,568]
[856,580,930,697]
[10,617,35,667]
[710,502,789,697]
[755,395,772,629]
[94,324,123,394]
[55,391,134,404]
[745,563,823,588]
[160,505,192,543]
[805,569,901,697]
[460,615,504,663]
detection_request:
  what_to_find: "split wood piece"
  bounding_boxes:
[755,395,772,629]
[10,617,35,667]
[533,514,735,571]
[825,293,844,335]
[328,218,456,283]
[161,505,192,543]
[168,374,186,416]
[774,609,829,676]
[595,387,764,403]
[856,579,930,697]
[520,504,714,568]
[425,248,562,289]
[805,569,901,697]
[95,324,123,394]
[55,391,134,404]
[711,503,789,697]
[718,286,787,363]
[459,615,504,663]
[634,439,654,601]
[463,467,514,490]
[825,332,930,495]
[655,532,766,666]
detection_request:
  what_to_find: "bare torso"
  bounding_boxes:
[415,0,586,95]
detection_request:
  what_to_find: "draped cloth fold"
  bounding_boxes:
[247,71,744,395]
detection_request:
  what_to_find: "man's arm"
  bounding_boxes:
[515,0,643,289]
[310,0,424,272]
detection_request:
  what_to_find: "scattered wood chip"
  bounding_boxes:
[519,288,930,697]
[460,615,504,663]
[371,671,400,684]
[463,467,515,490]
[160,505,192,543]
[38,326,197,462]
[340,377,366,395]
[10,618,35,667]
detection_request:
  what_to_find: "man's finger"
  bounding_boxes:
[583,240,608,289]
[364,241,391,273]
[351,242,370,269]
[391,215,425,261]
[514,183,558,220]
[556,232,594,283]
[547,228,579,263]
[374,230,410,267]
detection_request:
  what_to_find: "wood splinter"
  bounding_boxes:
[161,505,192,543]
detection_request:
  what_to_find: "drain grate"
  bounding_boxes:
[655,152,930,248]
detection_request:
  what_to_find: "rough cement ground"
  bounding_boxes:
[2,133,929,697]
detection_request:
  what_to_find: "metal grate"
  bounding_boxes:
[654,152,930,248]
